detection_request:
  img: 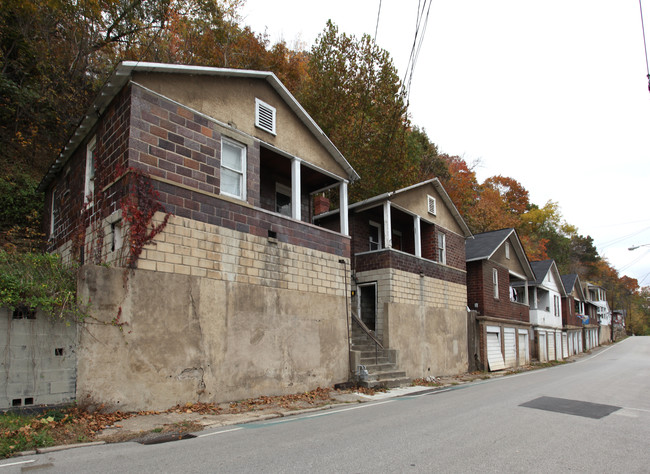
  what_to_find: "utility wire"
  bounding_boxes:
[640,0,650,92]
[374,0,382,42]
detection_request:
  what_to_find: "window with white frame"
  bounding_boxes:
[493,268,499,299]
[369,221,381,251]
[84,137,96,204]
[553,295,560,316]
[437,232,446,264]
[255,98,276,135]
[505,241,510,259]
[220,138,246,200]
[50,187,57,236]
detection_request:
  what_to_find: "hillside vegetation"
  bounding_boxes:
[1,0,647,333]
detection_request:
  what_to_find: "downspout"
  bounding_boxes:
[339,259,352,377]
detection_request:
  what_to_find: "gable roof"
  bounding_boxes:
[530,260,554,285]
[465,228,515,261]
[561,273,585,300]
[530,259,567,296]
[465,228,535,280]
[39,61,359,192]
[314,178,472,237]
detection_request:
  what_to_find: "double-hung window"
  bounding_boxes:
[493,268,499,299]
[437,232,446,264]
[220,138,246,200]
[369,221,381,251]
[85,137,96,204]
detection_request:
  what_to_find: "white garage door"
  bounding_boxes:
[539,332,547,362]
[518,331,529,364]
[504,328,516,368]
[548,332,556,360]
[562,333,568,358]
[487,331,505,371]
[556,332,563,360]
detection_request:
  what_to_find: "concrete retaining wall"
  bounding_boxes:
[76,261,349,412]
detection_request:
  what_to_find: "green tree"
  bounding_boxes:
[297,21,415,201]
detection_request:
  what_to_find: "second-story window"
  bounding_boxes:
[554,295,560,316]
[369,221,381,251]
[220,138,246,201]
[505,241,510,259]
[493,268,499,299]
[437,232,446,264]
[85,137,96,205]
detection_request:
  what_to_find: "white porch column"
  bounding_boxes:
[339,181,349,236]
[383,201,392,249]
[413,215,422,258]
[291,158,301,220]
[524,282,529,306]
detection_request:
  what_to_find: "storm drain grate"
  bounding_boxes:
[520,396,620,419]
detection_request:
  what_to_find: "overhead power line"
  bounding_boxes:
[640,0,650,92]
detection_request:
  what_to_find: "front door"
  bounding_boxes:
[358,283,377,332]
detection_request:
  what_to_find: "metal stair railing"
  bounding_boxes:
[351,311,383,365]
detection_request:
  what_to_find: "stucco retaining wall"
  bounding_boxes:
[76,262,349,412]
[385,303,468,377]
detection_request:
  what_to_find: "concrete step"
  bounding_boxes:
[359,376,411,389]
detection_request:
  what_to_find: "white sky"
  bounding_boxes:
[241,0,650,288]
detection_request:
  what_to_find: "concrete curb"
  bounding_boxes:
[35,441,106,454]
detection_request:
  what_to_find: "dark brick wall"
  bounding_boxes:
[46,82,351,260]
[466,260,529,323]
[562,296,581,326]
[46,84,131,252]
[354,249,466,285]
[154,179,349,256]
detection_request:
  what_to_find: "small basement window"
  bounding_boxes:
[13,305,36,320]
[55,348,64,356]
[255,98,276,135]
[24,397,34,405]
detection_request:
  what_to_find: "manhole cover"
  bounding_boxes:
[520,396,620,419]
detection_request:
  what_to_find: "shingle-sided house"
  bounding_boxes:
[465,228,535,371]
[526,260,567,361]
[561,273,587,356]
[315,179,473,382]
[38,62,360,411]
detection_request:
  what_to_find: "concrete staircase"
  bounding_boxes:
[350,322,410,389]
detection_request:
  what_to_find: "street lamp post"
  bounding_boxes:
[628,243,650,251]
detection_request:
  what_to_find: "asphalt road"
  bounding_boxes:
[3,336,650,473]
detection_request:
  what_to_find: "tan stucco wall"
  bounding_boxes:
[385,303,468,377]
[391,184,464,235]
[491,236,528,276]
[354,267,467,377]
[132,73,347,178]
[76,265,349,411]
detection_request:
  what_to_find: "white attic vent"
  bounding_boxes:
[427,195,437,215]
[255,98,276,135]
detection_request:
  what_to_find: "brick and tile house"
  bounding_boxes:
[465,228,535,371]
[561,273,587,356]
[315,179,473,379]
[38,62,360,411]
[525,260,567,362]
